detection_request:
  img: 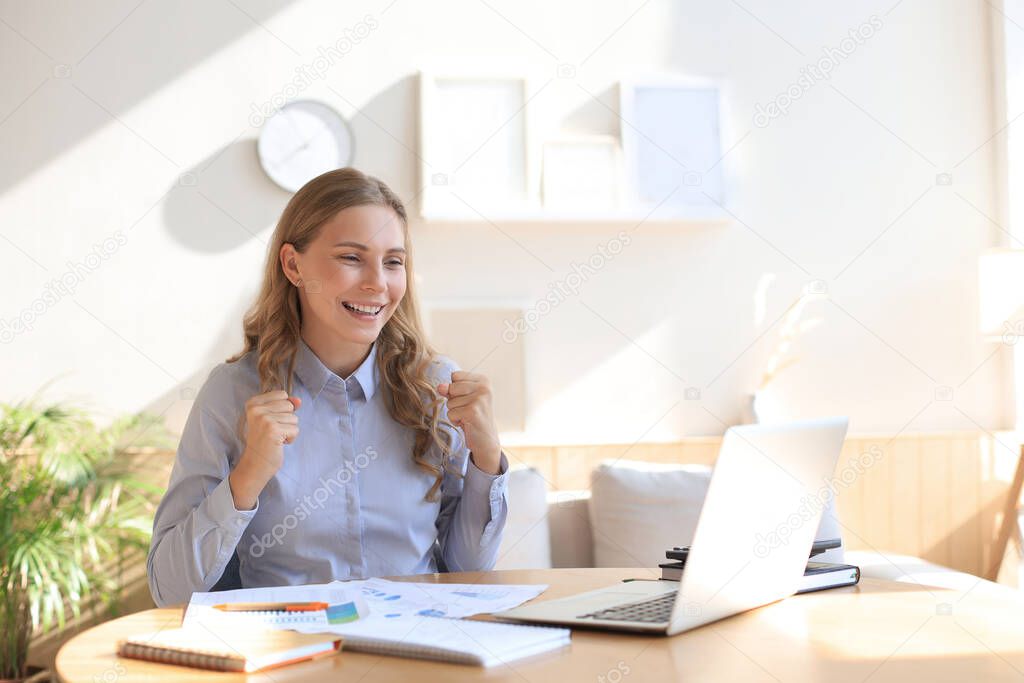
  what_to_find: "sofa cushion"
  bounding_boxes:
[494,467,552,569]
[589,460,713,568]
[547,490,594,568]
[588,459,847,568]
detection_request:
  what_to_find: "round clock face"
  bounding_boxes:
[257,100,354,192]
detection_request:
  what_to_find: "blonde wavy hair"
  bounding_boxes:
[226,168,456,501]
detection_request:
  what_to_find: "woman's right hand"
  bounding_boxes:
[228,390,301,510]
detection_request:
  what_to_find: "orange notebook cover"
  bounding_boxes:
[117,623,341,673]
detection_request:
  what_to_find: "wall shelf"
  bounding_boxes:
[417,206,729,226]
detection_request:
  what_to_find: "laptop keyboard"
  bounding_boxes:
[577,591,677,623]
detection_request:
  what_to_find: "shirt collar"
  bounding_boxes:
[293,337,378,400]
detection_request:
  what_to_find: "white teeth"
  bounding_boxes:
[344,302,383,314]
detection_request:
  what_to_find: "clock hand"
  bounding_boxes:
[273,140,310,167]
[271,127,330,167]
[282,109,306,140]
[269,110,315,167]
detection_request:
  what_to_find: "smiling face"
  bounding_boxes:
[281,203,407,364]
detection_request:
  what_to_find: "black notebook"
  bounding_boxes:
[665,538,843,563]
[658,559,860,593]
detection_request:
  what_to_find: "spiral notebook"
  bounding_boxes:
[183,583,368,630]
[198,603,362,629]
[117,625,341,672]
[328,614,571,667]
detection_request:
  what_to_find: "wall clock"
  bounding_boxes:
[257,100,354,192]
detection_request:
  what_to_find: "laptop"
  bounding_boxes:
[494,417,849,635]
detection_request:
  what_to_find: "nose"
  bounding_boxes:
[361,262,386,293]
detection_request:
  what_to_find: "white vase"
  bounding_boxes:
[751,390,784,424]
[740,394,758,424]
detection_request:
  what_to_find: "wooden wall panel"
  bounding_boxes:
[890,438,923,558]
[504,446,555,488]
[517,432,1021,583]
[833,439,866,552]
[854,438,896,554]
[919,437,952,568]
[949,436,982,577]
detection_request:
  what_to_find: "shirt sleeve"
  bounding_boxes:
[435,434,510,573]
[147,367,257,606]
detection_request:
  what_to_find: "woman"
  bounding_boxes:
[147,168,509,607]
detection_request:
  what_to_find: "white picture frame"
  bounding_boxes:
[418,68,538,220]
[619,77,728,219]
[541,135,622,212]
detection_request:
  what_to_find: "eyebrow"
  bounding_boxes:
[332,241,406,254]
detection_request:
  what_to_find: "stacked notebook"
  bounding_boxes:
[120,581,569,672]
[659,538,861,593]
[117,623,341,673]
[118,616,569,670]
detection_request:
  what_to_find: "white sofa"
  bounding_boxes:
[495,462,991,592]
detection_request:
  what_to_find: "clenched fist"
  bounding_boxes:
[228,390,301,510]
[437,370,502,475]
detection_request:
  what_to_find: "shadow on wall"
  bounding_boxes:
[162,137,289,253]
[561,84,619,136]
[140,288,257,437]
[322,73,420,201]
[0,0,302,198]
[161,74,421,252]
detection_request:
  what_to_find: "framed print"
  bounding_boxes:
[419,69,537,219]
[619,77,727,218]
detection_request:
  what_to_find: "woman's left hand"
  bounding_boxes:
[437,371,502,475]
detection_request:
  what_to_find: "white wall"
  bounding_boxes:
[0,0,1008,442]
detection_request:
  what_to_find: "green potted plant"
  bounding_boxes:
[0,397,171,681]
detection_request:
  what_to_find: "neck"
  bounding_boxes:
[300,325,373,380]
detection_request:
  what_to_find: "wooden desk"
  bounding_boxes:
[56,568,1024,682]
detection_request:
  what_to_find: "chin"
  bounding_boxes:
[337,326,379,342]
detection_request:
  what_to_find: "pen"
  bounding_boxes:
[212,601,329,612]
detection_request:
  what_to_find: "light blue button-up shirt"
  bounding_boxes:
[147,339,509,607]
